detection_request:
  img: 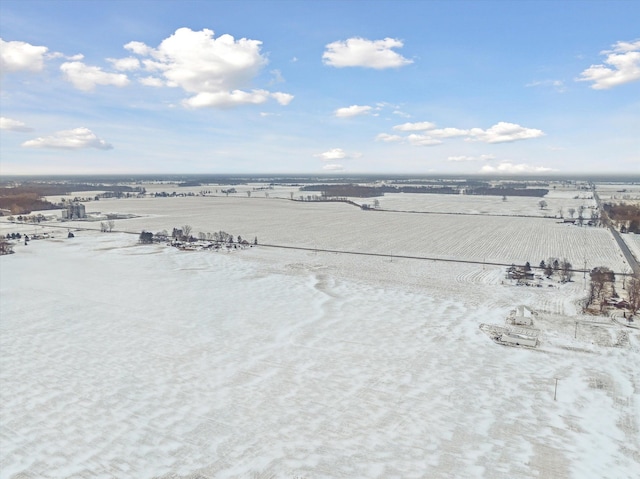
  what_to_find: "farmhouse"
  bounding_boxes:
[506,265,535,282]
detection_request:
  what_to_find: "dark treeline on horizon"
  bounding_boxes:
[2,173,639,186]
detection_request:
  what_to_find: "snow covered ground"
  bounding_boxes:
[622,233,640,264]
[1,220,639,478]
[48,194,629,273]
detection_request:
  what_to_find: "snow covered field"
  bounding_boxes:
[622,233,640,264]
[50,195,630,273]
[595,183,640,204]
[1,194,639,478]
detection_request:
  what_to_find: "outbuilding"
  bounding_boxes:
[513,305,534,326]
[500,332,537,347]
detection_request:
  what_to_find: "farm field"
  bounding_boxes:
[1,229,638,479]
[595,183,640,205]
[47,183,598,218]
[622,233,640,264]
[303,186,595,219]
[54,194,629,272]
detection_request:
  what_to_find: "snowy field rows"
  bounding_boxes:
[55,194,630,272]
[49,184,597,218]
[1,230,638,478]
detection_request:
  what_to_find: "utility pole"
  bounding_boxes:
[554,378,559,401]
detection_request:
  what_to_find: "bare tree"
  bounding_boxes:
[557,207,564,218]
[107,220,115,232]
[0,239,14,255]
[627,275,640,316]
[568,208,576,218]
[588,266,615,312]
[182,224,192,240]
[538,200,548,210]
[577,205,586,226]
[560,259,573,283]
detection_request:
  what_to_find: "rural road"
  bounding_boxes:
[594,190,640,276]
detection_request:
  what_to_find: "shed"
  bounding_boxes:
[500,332,537,347]
[513,305,534,326]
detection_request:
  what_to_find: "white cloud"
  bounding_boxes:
[525,79,566,92]
[467,122,544,143]
[392,121,436,131]
[381,121,543,147]
[429,128,470,138]
[60,61,129,91]
[46,51,82,61]
[407,134,442,146]
[0,117,33,132]
[139,76,164,87]
[605,39,640,54]
[0,38,48,73]
[322,163,344,171]
[107,56,141,71]
[183,89,272,108]
[22,127,113,150]
[447,154,494,162]
[577,39,640,89]
[480,162,554,174]
[323,37,413,69]
[124,41,152,56]
[335,105,372,118]
[269,69,284,84]
[271,92,294,105]
[314,148,347,161]
[125,28,293,108]
[376,133,403,142]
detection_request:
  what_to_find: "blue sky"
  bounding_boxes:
[1,0,638,175]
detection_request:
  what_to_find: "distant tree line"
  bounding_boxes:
[153,191,197,197]
[0,192,56,215]
[4,232,24,240]
[300,184,549,198]
[0,182,145,214]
